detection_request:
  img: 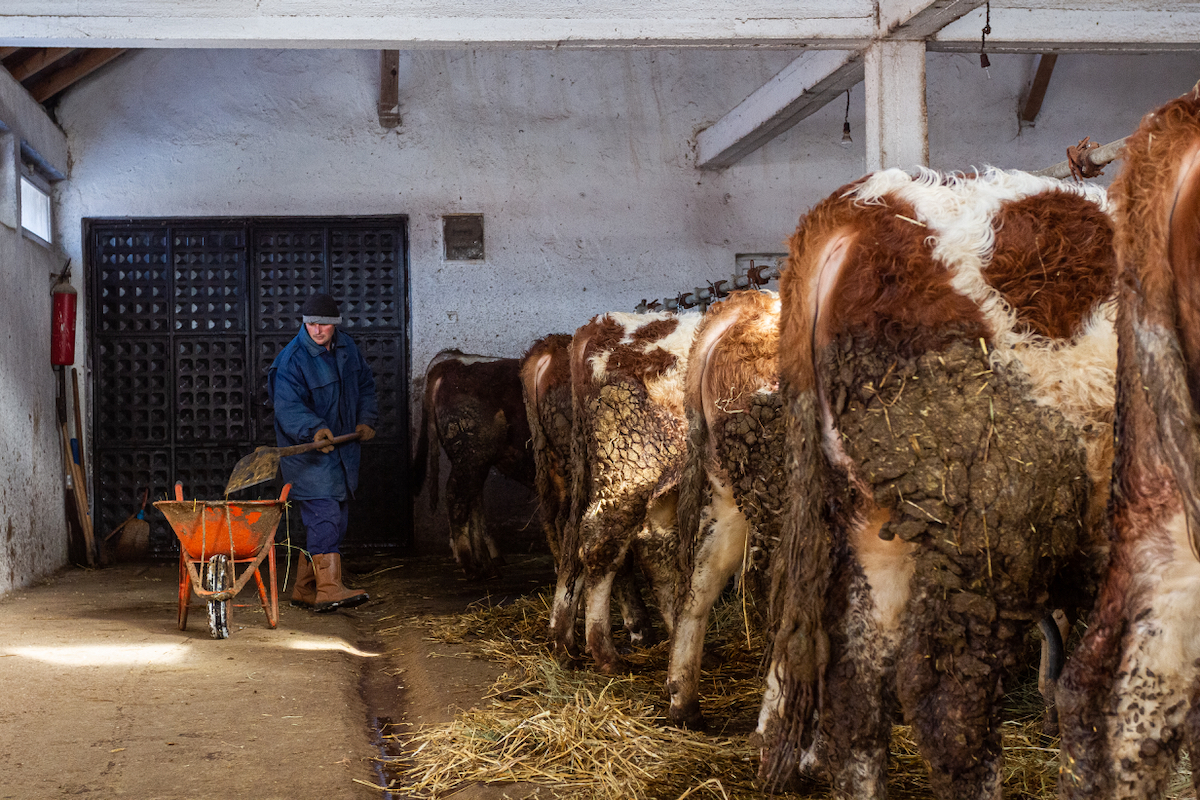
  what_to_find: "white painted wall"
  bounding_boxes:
[0,69,71,594]
[50,46,1200,549]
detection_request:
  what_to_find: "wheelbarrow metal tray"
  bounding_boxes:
[156,498,286,561]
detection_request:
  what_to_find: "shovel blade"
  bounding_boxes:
[224,447,281,495]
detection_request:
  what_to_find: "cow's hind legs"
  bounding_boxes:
[445,465,498,579]
[630,490,682,642]
[666,486,749,729]
[895,605,1010,800]
[818,570,895,800]
[584,566,626,674]
[1060,616,1195,799]
[1058,514,1200,800]
[612,559,655,647]
[548,570,584,666]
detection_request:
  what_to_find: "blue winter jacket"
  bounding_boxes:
[267,326,379,500]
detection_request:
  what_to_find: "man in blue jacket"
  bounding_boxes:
[268,292,377,611]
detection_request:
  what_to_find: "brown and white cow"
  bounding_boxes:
[1057,88,1200,800]
[756,167,1117,799]
[548,310,702,674]
[666,289,785,729]
[413,349,535,579]
[520,333,655,644]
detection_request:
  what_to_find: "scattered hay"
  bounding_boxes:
[367,571,1194,800]
[395,672,761,800]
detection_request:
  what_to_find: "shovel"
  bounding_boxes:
[224,432,362,495]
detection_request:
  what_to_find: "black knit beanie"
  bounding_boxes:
[301,293,341,325]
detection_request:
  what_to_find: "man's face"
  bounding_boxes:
[306,322,336,349]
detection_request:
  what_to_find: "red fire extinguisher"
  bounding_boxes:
[51,278,77,366]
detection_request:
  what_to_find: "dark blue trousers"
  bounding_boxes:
[297,498,349,555]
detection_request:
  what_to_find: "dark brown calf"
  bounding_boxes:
[413,349,535,579]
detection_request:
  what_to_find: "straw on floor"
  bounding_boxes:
[361,565,1194,800]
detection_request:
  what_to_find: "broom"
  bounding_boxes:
[106,488,151,562]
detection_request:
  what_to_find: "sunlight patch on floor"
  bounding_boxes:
[288,636,382,658]
[5,643,190,666]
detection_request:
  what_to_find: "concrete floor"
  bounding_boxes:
[0,561,382,800]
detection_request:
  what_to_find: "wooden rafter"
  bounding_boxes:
[28,48,125,103]
[8,47,74,82]
[697,0,985,169]
[378,50,401,129]
[1020,54,1057,123]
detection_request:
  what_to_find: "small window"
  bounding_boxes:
[20,173,51,244]
[443,214,484,260]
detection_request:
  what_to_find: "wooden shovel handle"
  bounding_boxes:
[272,431,362,457]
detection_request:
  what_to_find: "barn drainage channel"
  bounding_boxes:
[359,636,406,799]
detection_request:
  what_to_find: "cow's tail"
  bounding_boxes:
[759,385,833,790]
[520,344,562,567]
[559,325,595,594]
[759,209,843,790]
[412,369,441,511]
[1114,84,1200,556]
[676,299,750,625]
[675,407,709,621]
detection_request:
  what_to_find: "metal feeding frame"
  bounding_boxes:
[635,252,786,314]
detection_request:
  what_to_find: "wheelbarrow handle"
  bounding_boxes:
[269,432,362,458]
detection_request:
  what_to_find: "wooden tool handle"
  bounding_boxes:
[272,431,362,457]
[71,368,85,475]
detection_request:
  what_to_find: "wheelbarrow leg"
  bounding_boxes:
[253,545,279,629]
[178,553,191,631]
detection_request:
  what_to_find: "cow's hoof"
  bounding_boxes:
[667,702,706,731]
[1041,705,1060,739]
[595,656,629,676]
[554,649,583,670]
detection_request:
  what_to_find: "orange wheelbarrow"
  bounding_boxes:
[154,481,292,639]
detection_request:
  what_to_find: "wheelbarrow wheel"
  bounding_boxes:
[204,554,231,639]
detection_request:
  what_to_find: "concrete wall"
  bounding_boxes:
[0,69,71,594]
[51,46,1200,549]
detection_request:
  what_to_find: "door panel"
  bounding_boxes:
[88,217,412,557]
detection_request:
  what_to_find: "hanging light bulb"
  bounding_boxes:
[979,0,992,72]
[840,90,852,145]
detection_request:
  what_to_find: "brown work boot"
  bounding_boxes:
[312,553,369,612]
[290,554,316,608]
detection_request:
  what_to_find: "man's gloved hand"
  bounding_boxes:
[355,424,376,442]
[313,428,336,453]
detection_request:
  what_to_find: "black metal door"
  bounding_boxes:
[86,217,411,556]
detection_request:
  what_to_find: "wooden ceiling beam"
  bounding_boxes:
[0,2,878,48]
[8,47,74,81]
[377,50,401,129]
[696,50,863,169]
[28,48,125,103]
[0,47,22,59]
[1020,54,1057,123]
[696,0,984,169]
[930,6,1200,52]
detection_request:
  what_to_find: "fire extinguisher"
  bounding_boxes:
[51,278,77,366]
